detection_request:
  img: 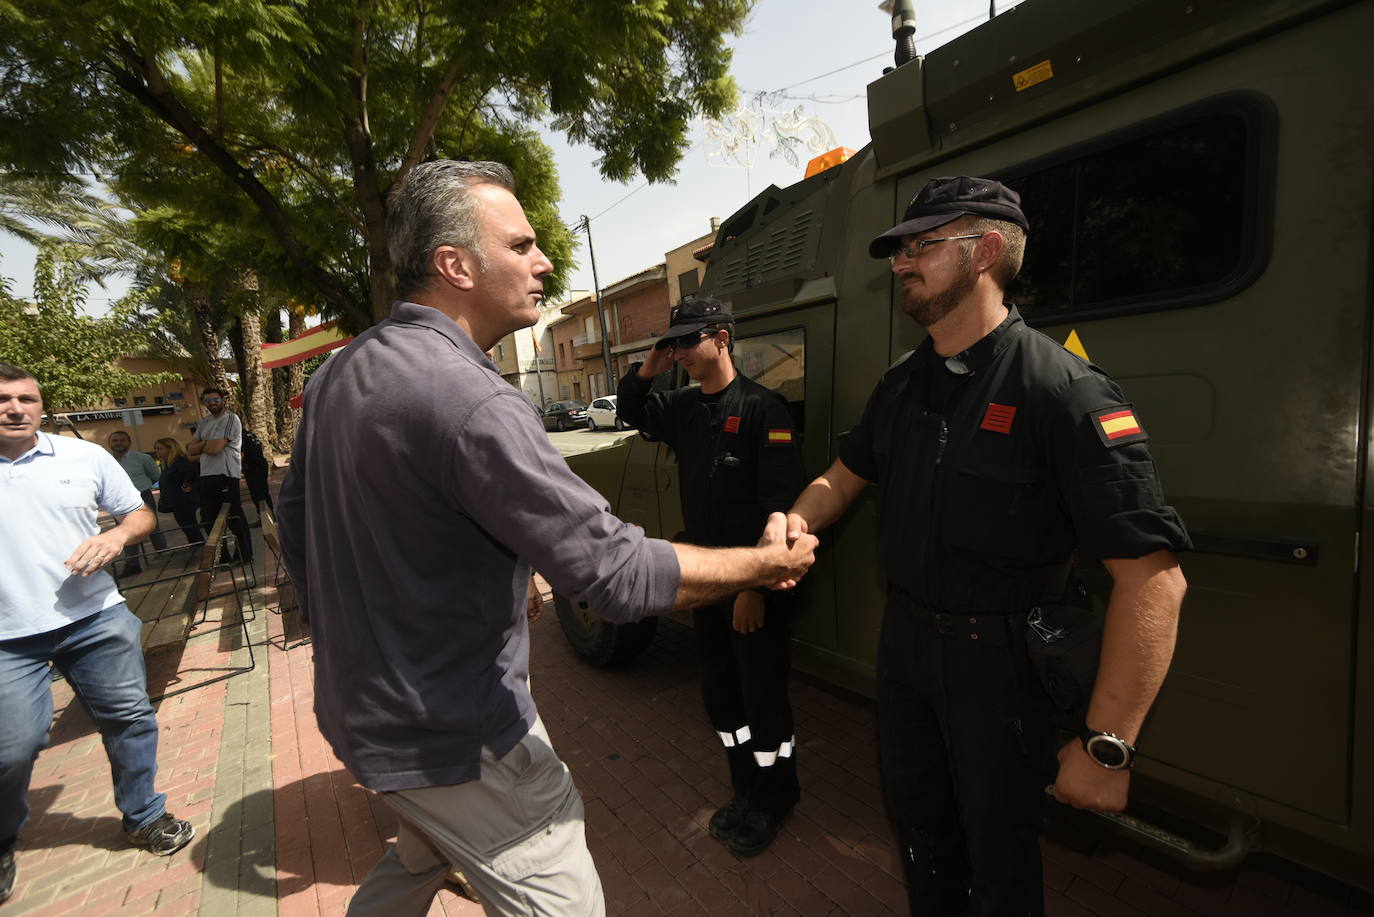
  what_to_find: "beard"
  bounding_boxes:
[899,250,978,328]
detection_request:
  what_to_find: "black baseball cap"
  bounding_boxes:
[654,295,733,348]
[869,176,1028,258]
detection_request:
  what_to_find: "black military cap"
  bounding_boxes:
[655,295,733,348]
[869,176,1028,258]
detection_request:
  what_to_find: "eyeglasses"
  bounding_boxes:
[655,329,718,351]
[202,397,223,404]
[887,233,986,264]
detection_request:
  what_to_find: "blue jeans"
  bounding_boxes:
[0,604,166,851]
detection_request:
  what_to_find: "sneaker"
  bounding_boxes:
[708,798,750,841]
[127,814,194,856]
[1,849,14,903]
[728,808,787,858]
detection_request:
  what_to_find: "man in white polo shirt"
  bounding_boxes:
[0,364,193,905]
[188,387,253,565]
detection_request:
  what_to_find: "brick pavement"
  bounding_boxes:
[5,496,1373,915]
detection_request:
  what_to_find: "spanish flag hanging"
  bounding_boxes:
[1091,405,1148,447]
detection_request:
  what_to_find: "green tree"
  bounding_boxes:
[0,244,178,412]
[0,0,749,327]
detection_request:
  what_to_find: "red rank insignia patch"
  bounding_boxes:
[979,403,1017,434]
[723,416,741,434]
[1091,404,1148,447]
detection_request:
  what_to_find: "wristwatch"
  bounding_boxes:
[1080,729,1136,770]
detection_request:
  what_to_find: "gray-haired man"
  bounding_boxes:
[277,160,818,916]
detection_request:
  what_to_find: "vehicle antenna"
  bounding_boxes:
[890,0,917,67]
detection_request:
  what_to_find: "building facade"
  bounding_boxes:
[490,293,584,407]
[665,219,719,304]
[49,356,209,451]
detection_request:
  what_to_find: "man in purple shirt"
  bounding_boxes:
[277,160,818,917]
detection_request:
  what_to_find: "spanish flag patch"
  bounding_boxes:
[766,429,794,445]
[1091,405,1148,447]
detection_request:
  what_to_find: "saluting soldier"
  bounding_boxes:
[618,295,808,857]
[784,178,1190,916]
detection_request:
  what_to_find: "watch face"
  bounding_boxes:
[1085,734,1130,769]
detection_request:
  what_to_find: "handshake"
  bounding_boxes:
[754,511,819,591]
[669,510,822,611]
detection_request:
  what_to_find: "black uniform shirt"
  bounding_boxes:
[618,369,807,549]
[839,307,1189,614]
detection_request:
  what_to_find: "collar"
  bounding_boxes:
[387,300,498,371]
[914,305,1023,377]
[1,431,54,465]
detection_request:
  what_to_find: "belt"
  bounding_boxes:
[890,585,1029,647]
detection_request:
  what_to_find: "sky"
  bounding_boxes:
[0,0,1023,313]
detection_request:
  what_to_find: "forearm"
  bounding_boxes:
[789,465,863,533]
[670,542,774,610]
[201,438,228,456]
[1088,551,1187,743]
[110,507,157,547]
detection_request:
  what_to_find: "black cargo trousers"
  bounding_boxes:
[693,593,800,819]
[878,589,1058,917]
[198,474,254,564]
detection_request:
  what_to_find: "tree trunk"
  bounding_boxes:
[279,310,306,452]
[239,308,276,462]
[227,319,247,407]
[186,281,230,395]
[265,307,291,452]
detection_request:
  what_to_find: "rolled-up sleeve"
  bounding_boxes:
[440,390,680,622]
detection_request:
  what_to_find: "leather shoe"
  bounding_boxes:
[1,848,15,903]
[728,808,788,857]
[708,798,750,841]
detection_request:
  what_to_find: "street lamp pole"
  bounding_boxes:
[579,215,616,396]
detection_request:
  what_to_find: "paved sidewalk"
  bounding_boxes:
[5,498,1373,915]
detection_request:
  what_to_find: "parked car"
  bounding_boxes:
[586,395,627,431]
[541,400,588,431]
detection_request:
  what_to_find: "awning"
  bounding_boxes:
[261,320,354,369]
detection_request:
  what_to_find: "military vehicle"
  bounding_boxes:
[554,0,1374,887]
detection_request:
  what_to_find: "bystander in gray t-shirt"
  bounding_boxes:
[194,410,242,478]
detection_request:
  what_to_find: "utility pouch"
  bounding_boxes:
[1025,602,1102,727]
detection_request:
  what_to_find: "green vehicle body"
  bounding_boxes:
[554,0,1374,885]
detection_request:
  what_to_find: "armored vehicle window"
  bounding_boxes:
[1004,94,1274,321]
[735,327,806,434]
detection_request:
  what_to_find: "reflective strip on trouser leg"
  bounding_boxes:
[752,735,796,768]
[716,725,752,748]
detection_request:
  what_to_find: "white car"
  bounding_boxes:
[586,395,628,431]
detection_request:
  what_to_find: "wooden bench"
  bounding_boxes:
[119,506,257,698]
[260,509,310,649]
[122,507,229,653]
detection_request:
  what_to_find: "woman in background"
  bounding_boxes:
[153,437,203,546]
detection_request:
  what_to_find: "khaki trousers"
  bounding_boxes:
[346,717,604,917]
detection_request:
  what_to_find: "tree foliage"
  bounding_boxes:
[0,244,179,412]
[0,0,750,328]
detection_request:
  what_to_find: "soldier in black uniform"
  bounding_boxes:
[618,295,808,857]
[784,178,1190,916]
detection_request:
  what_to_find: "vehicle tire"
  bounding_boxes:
[588,417,598,431]
[554,592,659,667]
[556,418,567,432]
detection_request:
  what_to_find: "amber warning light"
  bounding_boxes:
[804,147,856,179]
